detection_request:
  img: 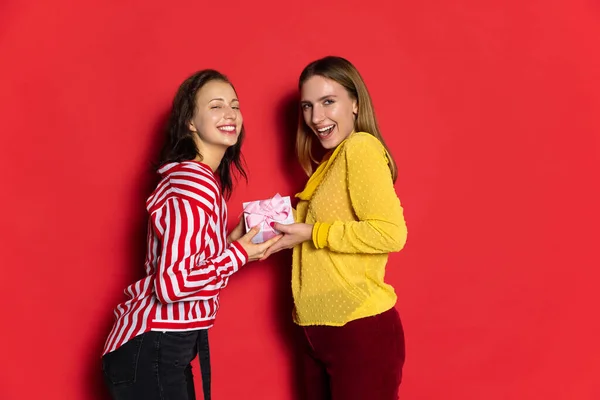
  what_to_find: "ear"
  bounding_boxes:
[188,120,197,133]
[352,100,358,116]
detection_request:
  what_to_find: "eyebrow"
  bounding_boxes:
[209,97,239,102]
[300,95,337,104]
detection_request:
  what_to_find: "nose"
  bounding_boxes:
[311,104,325,125]
[224,104,236,120]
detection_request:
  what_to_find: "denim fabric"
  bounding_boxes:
[102,330,209,400]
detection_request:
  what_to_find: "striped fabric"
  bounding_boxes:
[103,161,247,355]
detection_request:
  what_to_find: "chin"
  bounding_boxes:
[318,137,344,150]
[223,137,239,147]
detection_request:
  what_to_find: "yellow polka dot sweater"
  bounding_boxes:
[292,132,408,326]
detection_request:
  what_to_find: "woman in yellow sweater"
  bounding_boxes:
[263,56,408,399]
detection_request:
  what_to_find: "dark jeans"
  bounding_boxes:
[102,330,210,400]
[299,307,405,400]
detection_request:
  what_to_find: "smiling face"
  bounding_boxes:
[300,75,358,150]
[188,79,243,153]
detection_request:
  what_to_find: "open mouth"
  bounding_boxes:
[316,124,335,139]
[218,125,237,134]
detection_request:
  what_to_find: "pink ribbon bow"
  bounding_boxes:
[244,193,290,236]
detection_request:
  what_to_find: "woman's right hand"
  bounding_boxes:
[236,225,283,262]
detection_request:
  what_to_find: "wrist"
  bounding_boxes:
[229,240,249,264]
[304,224,314,241]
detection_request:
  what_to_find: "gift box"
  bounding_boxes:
[242,193,294,244]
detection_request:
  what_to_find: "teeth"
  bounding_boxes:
[317,125,334,132]
[219,126,235,131]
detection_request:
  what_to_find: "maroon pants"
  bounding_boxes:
[297,307,405,400]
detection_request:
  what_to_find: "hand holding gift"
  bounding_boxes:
[236,225,283,262]
[242,193,295,244]
[259,222,313,260]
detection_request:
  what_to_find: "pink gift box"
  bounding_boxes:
[242,193,295,244]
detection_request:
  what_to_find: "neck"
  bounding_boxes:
[193,136,228,172]
[193,148,225,172]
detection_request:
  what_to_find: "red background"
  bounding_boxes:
[1,1,599,399]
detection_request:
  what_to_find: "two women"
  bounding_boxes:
[103,56,407,400]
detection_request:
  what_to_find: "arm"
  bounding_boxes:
[313,136,407,254]
[152,197,248,304]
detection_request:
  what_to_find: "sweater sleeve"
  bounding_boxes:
[312,134,407,254]
[152,196,248,304]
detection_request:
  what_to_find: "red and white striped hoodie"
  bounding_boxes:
[103,161,248,355]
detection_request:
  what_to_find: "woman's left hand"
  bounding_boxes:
[260,222,313,260]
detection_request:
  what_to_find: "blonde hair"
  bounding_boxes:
[296,56,398,182]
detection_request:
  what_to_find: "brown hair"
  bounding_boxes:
[296,56,397,182]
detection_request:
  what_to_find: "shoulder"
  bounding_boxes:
[148,162,220,214]
[168,162,219,195]
[342,132,386,158]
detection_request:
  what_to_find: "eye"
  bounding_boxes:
[301,103,312,110]
[323,99,335,105]
[210,105,222,109]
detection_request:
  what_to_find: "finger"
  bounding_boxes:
[272,222,292,233]
[260,248,273,261]
[259,234,283,250]
[260,243,280,259]
[242,225,261,240]
[262,243,284,260]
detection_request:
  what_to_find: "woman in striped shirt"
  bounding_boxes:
[101,69,281,400]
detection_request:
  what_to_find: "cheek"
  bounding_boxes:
[191,114,203,131]
[199,117,214,131]
[327,106,345,124]
[329,107,355,133]
[195,113,208,125]
[340,108,355,127]
[302,110,311,125]
[211,111,223,123]
[198,113,220,132]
